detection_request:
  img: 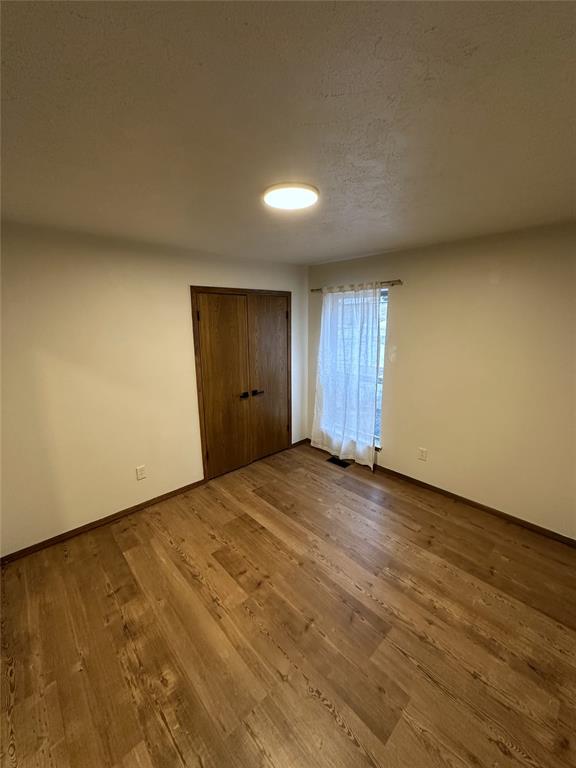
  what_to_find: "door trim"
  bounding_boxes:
[190,286,292,479]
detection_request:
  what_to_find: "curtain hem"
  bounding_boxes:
[310,439,374,470]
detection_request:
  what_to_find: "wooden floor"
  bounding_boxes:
[2,445,576,768]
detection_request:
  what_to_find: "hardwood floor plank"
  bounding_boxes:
[230,591,395,767]
[124,541,267,736]
[59,535,143,765]
[332,471,576,627]
[217,514,390,663]
[373,628,572,768]
[2,445,575,768]
[33,547,110,768]
[257,454,576,674]
[247,580,408,745]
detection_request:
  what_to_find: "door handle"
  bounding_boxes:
[240,391,250,399]
[251,389,264,396]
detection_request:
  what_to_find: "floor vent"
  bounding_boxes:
[327,456,351,468]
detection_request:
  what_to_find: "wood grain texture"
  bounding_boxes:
[247,293,290,461]
[190,286,292,480]
[196,291,252,478]
[2,444,575,768]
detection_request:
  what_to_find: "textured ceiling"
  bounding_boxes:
[2,1,575,264]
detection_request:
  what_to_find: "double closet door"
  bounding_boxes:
[191,287,291,479]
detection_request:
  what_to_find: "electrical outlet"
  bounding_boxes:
[417,447,428,462]
[136,465,146,481]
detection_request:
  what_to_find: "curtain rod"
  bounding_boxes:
[310,279,403,293]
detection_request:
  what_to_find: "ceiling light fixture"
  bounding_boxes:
[263,183,319,210]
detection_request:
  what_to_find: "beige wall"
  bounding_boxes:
[309,225,576,539]
[1,224,308,556]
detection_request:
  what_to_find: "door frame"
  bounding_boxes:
[190,286,292,479]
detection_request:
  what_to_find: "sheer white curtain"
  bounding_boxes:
[311,283,380,468]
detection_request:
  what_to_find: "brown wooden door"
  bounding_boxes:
[247,293,290,461]
[196,292,251,478]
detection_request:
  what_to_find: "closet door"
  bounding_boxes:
[247,293,290,460]
[195,292,251,478]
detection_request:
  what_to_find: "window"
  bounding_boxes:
[311,282,388,468]
[375,288,388,449]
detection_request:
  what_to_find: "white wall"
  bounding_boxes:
[3,223,575,555]
[1,224,308,556]
[309,225,576,539]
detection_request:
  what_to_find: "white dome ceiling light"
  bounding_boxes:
[263,183,319,210]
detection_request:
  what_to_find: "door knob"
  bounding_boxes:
[251,389,264,396]
[240,391,249,399]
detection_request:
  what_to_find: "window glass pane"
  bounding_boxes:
[374,289,388,448]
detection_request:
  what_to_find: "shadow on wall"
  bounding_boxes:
[2,348,65,555]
